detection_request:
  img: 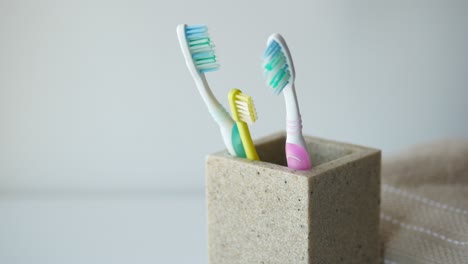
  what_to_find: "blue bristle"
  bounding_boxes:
[186,25,207,32]
[187,32,208,40]
[262,40,291,94]
[276,80,289,94]
[263,41,280,58]
[200,67,218,73]
[185,24,219,73]
[192,51,215,59]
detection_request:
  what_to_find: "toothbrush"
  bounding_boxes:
[262,33,311,170]
[228,88,260,161]
[177,24,246,157]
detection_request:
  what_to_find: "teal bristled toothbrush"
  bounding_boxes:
[262,33,311,170]
[176,24,246,157]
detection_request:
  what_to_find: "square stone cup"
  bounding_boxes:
[206,132,381,264]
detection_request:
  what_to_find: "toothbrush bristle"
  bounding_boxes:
[185,25,219,73]
[235,94,257,124]
[262,40,291,94]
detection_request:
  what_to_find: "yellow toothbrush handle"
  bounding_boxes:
[236,121,259,160]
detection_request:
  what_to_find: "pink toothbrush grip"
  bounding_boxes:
[285,143,311,170]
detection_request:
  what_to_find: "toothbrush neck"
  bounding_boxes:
[197,75,220,107]
[283,83,301,121]
[196,74,232,125]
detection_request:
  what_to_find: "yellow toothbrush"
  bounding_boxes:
[228,89,259,161]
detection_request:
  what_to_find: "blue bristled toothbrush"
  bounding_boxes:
[262,33,311,170]
[177,24,246,157]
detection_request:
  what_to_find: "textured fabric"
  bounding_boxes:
[381,140,468,264]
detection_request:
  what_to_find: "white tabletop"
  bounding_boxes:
[0,192,207,264]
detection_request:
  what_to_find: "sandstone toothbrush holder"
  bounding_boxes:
[206,132,381,264]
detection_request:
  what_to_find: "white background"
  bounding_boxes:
[0,0,467,263]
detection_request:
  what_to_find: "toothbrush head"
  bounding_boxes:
[262,33,295,95]
[228,89,258,124]
[177,24,219,75]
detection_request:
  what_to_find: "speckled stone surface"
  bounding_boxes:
[206,132,381,264]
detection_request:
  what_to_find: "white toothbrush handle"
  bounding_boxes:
[283,84,311,170]
[195,75,236,156]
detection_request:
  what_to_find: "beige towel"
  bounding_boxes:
[381,140,468,263]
